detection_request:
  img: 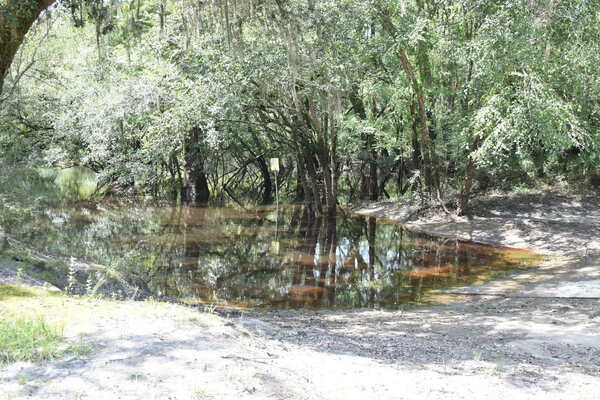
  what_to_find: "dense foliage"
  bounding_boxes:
[1,0,598,214]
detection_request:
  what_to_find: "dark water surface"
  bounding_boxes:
[0,169,539,309]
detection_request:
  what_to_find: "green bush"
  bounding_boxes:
[53,167,101,200]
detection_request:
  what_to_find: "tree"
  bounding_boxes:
[1,0,597,214]
[0,0,57,94]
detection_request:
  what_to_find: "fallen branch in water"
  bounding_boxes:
[5,234,107,271]
[2,232,148,299]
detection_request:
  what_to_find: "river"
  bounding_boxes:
[0,167,538,308]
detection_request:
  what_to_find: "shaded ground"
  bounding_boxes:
[1,188,600,399]
[2,291,598,400]
[353,189,600,256]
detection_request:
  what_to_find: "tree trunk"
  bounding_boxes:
[255,155,273,205]
[379,9,437,198]
[246,127,273,205]
[349,88,378,202]
[192,172,210,204]
[321,158,336,216]
[182,127,210,205]
[314,131,337,216]
[457,137,482,216]
[0,0,56,94]
[294,159,305,202]
[324,216,337,306]
[301,153,323,216]
[366,133,378,201]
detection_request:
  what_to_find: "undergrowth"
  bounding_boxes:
[0,317,65,365]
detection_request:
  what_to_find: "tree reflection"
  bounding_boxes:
[0,170,538,308]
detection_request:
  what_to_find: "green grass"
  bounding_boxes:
[128,371,146,381]
[0,317,65,365]
[0,285,37,301]
[67,341,96,357]
[0,282,220,367]
[0,284,99,364]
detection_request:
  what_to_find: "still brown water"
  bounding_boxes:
[0,171,539,309]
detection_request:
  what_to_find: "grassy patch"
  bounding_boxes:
[67,341,96,357]
[0,285,37,301]
[0,317,65,365]
[0,283,221,367]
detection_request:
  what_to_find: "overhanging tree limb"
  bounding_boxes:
[0,0,57,94]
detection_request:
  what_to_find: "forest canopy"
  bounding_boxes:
[0,0,598,215]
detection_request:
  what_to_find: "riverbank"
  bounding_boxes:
[352,188,600,299]
[1,188,600,399]
[2,279,598,400]
[352,187,600,256]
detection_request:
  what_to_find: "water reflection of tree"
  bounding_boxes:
[1,173,527,308]
[146,206,343,308]
[155,212,525,308]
